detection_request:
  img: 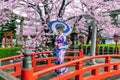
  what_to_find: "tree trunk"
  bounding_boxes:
[86,26,92,44]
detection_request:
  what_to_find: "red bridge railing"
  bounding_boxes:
[0,55,23,76]
[33,54,120,80]
[0,50,82,77]
[1,50,120,80]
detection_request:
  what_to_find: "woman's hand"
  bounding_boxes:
[54,42,58,48]
[67,39,72,47]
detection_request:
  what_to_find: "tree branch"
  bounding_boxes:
[64,16,77,22]
[57,0,66,18]
[49,0,54,13]
[36,5,45,25]
[65,1,72,7]
[42,0,51,24]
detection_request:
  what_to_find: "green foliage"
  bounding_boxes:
[0,47,22,58]
[0,31,4,42]
[82,44,120,48]
[2,17,17,32]
[0,15,17,37]
[0,16,17,44]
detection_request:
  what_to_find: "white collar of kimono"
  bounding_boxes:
[58,33,64,37]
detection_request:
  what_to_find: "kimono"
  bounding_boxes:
[55,33,68,75]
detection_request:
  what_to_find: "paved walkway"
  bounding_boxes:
[38,57,120,80]
[0,70,19,80]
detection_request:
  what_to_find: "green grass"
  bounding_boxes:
[0,47,22,58]
[0,44,119,58]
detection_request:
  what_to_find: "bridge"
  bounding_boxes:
[0,50,120,80]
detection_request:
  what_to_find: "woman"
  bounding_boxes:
[54,24,68,75]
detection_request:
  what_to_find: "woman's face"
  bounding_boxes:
[57,30,62,35]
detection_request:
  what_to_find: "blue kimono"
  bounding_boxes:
[55,33,68,75]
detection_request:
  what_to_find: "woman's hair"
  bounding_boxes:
[56,24,64,31]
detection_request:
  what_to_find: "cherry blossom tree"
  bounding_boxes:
[0,0,120,45]
[81,0,120,37]
[1,0,120,64]
[0,0,19,46]
[66,0,120,43]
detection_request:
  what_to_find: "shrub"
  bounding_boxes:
[0,47,21,58]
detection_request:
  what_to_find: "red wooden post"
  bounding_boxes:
[96,38,99,55]
[113,65,119,70]
[3,31,13,48]
[10,31,13,47]
[75,49,83,80]
[104,56,111,72]
[78,49,83,58]
[75,60,83,80]
[92,68,98,76]
[21,48,35,80]
[114,34,119,55]
[21,68,35,80]
[31,53,36,70]
[4,34,7,47]
[15,63,21,74]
